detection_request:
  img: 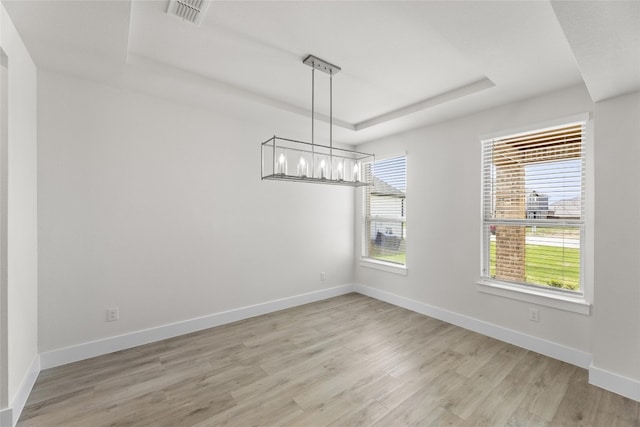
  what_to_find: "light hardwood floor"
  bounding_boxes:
[18,293,639,426]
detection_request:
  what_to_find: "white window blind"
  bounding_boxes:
[363,155,407,266]
[481,122,585,292]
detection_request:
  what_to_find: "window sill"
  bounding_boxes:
[476,279,591,315]
[360,258,408,276]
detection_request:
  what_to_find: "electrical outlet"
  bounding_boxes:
[320,272,326,282]
[528,308,540,322]
[107,307,119,322]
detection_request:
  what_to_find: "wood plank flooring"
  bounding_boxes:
[18,293,640,426]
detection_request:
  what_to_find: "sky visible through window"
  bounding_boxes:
[525,159,581,204]
[373,156,406,191]
[376,158,579,205]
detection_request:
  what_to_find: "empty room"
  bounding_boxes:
[1,0,639,426]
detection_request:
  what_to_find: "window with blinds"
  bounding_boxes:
[481,122,585,292]
[363,155,407,266]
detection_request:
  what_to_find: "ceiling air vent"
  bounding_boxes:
[167,0,210,26]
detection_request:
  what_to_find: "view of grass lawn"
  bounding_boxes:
[489,241,579,290]
[369,246,406,265]
[525,226,580,238]
[367,237,580,288]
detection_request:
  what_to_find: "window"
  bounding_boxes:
[363,155,407,267]
[481,122,585,293]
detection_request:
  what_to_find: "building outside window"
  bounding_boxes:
[481,122,585,293]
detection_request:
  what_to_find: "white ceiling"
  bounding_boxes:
[3,0,639,145]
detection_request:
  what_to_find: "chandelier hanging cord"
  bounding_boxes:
[310,58,335,179]
[330,69,333,179]
[311,63,315,176]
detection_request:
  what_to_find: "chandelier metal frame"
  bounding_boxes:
[261,55,374,187]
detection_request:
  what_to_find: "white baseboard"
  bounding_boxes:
[40,284,355,370]
[40,282,593,371]
[354,283,592,369]
[30,282,639,414]
[2,354,40,427]
[0,408,12,427]
[589,365,640,402]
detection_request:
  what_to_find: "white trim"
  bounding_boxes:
[354,283,592,369]
[361,152,408,273]
[479,112,590,142]
[363,150,407,161]
[359,258,407,275]
[476,280,591,315]
[355,79,494,131]
[589,365,640,402]
[25,282,639,408]
[40,284,354,369]
[582,117,595,304]
[478,112,595,316]
[0,409,12,427]
[4,355,40,427]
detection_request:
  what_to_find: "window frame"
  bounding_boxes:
[360,153,408,275]
[477,114,593,315]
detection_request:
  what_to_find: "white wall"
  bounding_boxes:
[0,3,38,424]
[18,31,640,412]
[355,85,640,399]
[32,66,640,402]
[37,70,355,353]
[592,91,640,384]
[355,85,595,353]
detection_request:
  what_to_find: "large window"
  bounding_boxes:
[481,122,585,293]
[363,155,407,266]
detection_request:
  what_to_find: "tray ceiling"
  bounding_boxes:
[3,0,639,144]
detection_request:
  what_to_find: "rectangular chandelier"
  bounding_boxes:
[261,136,374,187]
[261,55,375,187]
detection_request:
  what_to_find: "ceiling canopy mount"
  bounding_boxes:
[302,54,341,76]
